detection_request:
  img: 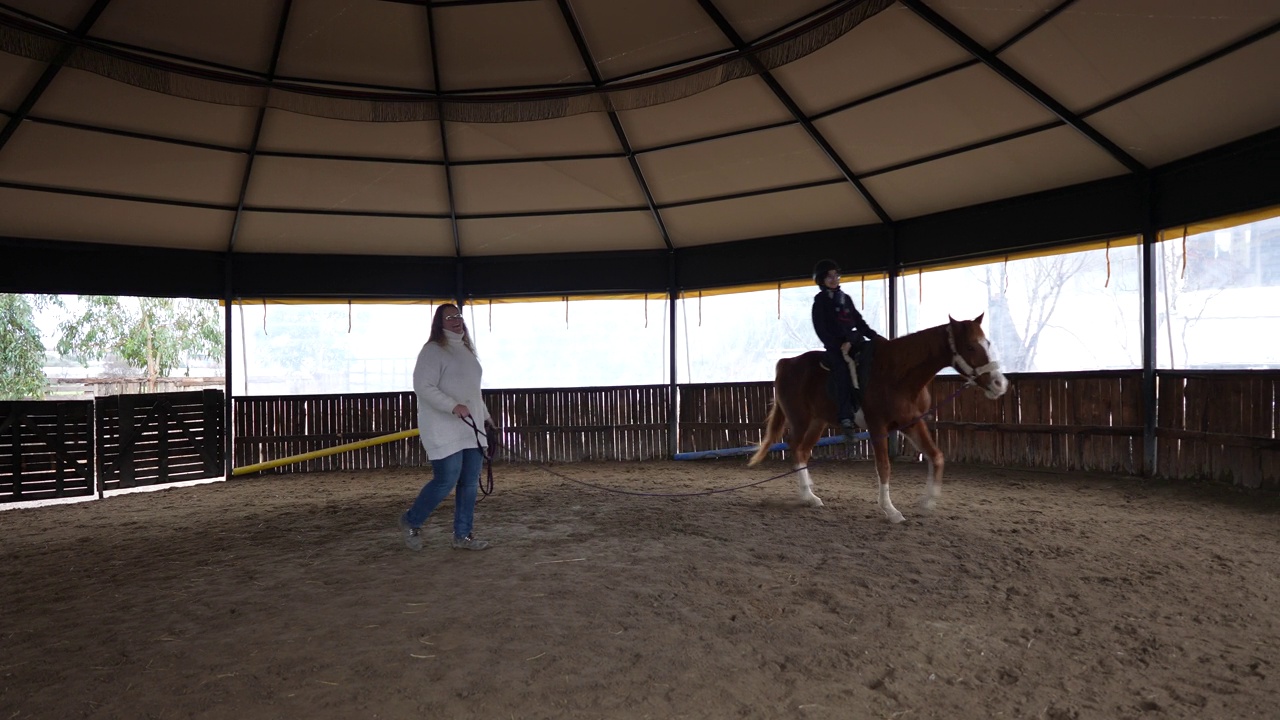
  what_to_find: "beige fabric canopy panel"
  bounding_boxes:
[0,0,1278,268]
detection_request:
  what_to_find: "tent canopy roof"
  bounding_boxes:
[2,0,1279,299]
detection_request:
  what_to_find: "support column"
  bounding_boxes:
[668,252,679,457]
[1141,181,1158,478]
[223,255,234,482]
[887,225,900,458]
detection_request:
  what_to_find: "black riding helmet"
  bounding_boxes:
[813,259,839,286]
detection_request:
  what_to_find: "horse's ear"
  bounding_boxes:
[974,312,985,325]
[948,315,957,324]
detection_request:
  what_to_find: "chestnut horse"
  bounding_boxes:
[748,314,1008,523]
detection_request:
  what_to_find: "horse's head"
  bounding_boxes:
[947,314,1008,399]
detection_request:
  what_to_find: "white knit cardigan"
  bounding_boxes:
[413,330,489,460]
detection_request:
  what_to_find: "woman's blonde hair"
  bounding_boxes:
[428,304,476,354]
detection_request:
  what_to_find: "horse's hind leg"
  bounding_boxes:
[902,422,945,513]
[792,420,827,507]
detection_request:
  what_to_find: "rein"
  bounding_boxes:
[462,416,496,498]
[516,461,808,498]
[893,384,966,433]
[452,379,973,500]
[462,415,809,498]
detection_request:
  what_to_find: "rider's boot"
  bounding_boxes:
[839,417,858,442]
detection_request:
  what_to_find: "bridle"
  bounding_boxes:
[946,324,1001,387]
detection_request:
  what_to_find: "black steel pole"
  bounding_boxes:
[223,255,234,482]
[668,252,679,457]
[1141,180,1158,477]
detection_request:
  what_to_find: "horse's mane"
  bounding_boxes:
[875,322,956,388]
[883,321,952,352]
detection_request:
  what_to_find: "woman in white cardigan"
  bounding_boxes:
[398,304,491,551]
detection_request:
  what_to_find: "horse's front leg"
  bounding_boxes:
[902,422,945,513]
[872,434,904,524]
[792,421,827,507]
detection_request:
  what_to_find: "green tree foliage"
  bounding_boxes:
[0,294,49,400]
[57,296,224,391]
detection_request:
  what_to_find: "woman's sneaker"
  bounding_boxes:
[451,535,490,551]
[399,515,423,552]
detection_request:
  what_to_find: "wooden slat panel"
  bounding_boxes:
[933,372,1147,474]
[96,390,224,490]
[1153,371,1280,489]
[0,400,96,502]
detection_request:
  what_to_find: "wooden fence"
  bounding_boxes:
[6,373,1276,497]
[931,371,1145,475]
[2,390,224,502]
[234,392,421,474]
[233,386,674,472]
[45,377,224,399]
[1155,371,1280,489]
[95,390,225,492]
[231,372,1275,490]
[489,385,670,462]
[0,400,95,502]
[232,383,876,474]
[677,382,873,461]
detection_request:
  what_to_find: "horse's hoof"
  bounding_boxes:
[803,495,825,508]
[919,498,936,513]
[888,511,906,524]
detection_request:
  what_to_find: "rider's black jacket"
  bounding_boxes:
[811,287,881,353]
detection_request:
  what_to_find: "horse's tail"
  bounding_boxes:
[748,394,787,467]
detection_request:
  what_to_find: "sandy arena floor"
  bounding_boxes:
[1,459,1277,719]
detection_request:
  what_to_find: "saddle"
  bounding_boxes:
[820,342,874,411]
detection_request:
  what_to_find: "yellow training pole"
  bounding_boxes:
[232,428,421,476]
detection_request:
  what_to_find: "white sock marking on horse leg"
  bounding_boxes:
[878,483,904,524]
[904,432,938,512]
[921,456,938,513]
[796,464,824,507]
[876,463,904,524]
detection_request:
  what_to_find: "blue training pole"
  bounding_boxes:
[672,433,866,460]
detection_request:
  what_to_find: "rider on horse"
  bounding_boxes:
[811,259,884,440]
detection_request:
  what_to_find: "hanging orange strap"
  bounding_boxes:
[1181,227,1188,279]
[1104,241,1111,288]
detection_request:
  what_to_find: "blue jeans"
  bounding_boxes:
[402,448,483,539]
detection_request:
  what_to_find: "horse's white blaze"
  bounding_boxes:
[796,464,824,507]
[949,327,1008,399]
[978,338,1009,398]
